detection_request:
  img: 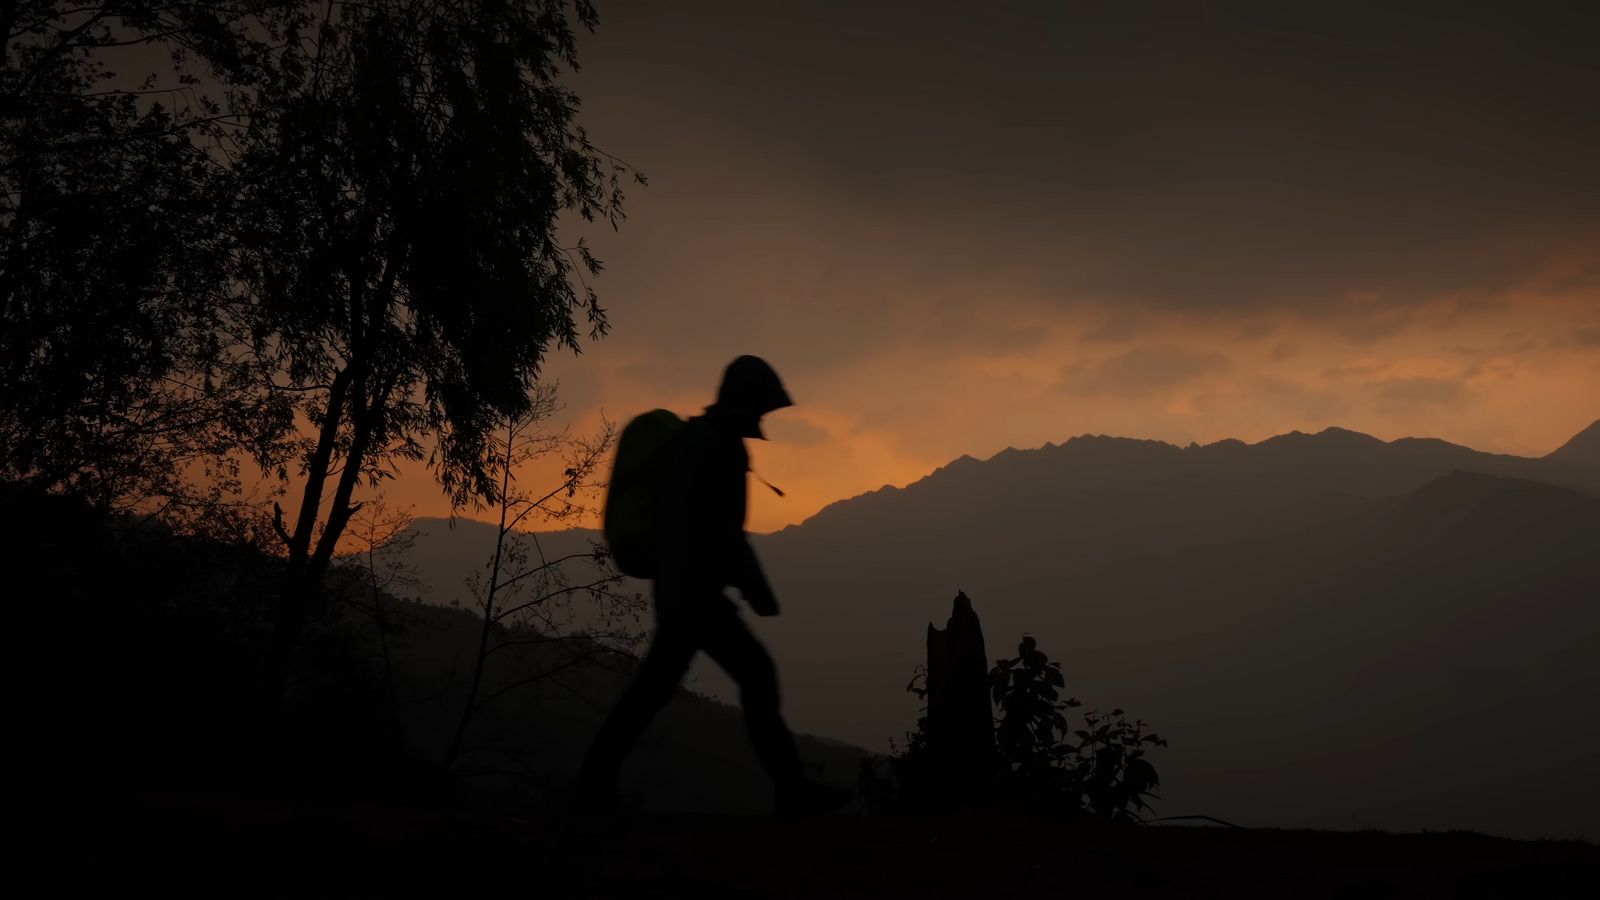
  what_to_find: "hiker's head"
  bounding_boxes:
[713,355,792,439]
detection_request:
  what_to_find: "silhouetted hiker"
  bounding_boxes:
[582,356,844,814]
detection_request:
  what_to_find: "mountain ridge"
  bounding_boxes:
[783,422,1600,534]
[1546,418,1600,468]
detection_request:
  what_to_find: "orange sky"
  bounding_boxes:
[369,250,1600,535]
[341,2,1600,535]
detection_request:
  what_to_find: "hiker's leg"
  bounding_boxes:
[580,621,695,793]
[700,601,803,789]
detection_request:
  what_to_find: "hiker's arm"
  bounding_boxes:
[723,439,778,616]
[733,538,779,616]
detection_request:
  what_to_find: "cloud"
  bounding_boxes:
[1330,306,1417,345]
[549,0,1600,426]
[764,415,830,446]
[1248,376,1348,421]
[1371,376,1468,409]
[1573,325,1600,347]
[576,1,1600,324]
[1323,362,1390,380]
[1060,346,1231,397]
[1081,312,1146,342]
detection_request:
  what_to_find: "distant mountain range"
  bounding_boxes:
[395,420,1600,839]
[1547,418,1600,468]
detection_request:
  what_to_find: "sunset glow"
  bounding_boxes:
[312,2,1600,534]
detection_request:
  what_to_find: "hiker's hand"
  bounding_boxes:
[744,583,780,617]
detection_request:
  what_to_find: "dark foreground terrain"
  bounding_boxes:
[33,792,1599,897]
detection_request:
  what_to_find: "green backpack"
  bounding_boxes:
[603,409,686,578]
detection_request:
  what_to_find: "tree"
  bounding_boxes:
[230,0,644,772]
[337,497,424,717]
[0,3,296,529]
[442,386,644,771]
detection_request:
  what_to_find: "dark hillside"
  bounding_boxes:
[51,802,1600,897]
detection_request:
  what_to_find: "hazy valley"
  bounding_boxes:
[397,421,1600,839]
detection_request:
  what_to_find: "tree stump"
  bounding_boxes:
[924,591,996,805]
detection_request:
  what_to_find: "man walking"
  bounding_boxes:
[581,356,840,814]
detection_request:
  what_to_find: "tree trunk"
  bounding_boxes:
[242,362,359,782]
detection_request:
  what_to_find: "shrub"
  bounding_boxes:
[864,633,1167,820]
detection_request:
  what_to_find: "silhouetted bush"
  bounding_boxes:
[864,634,1167,819]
